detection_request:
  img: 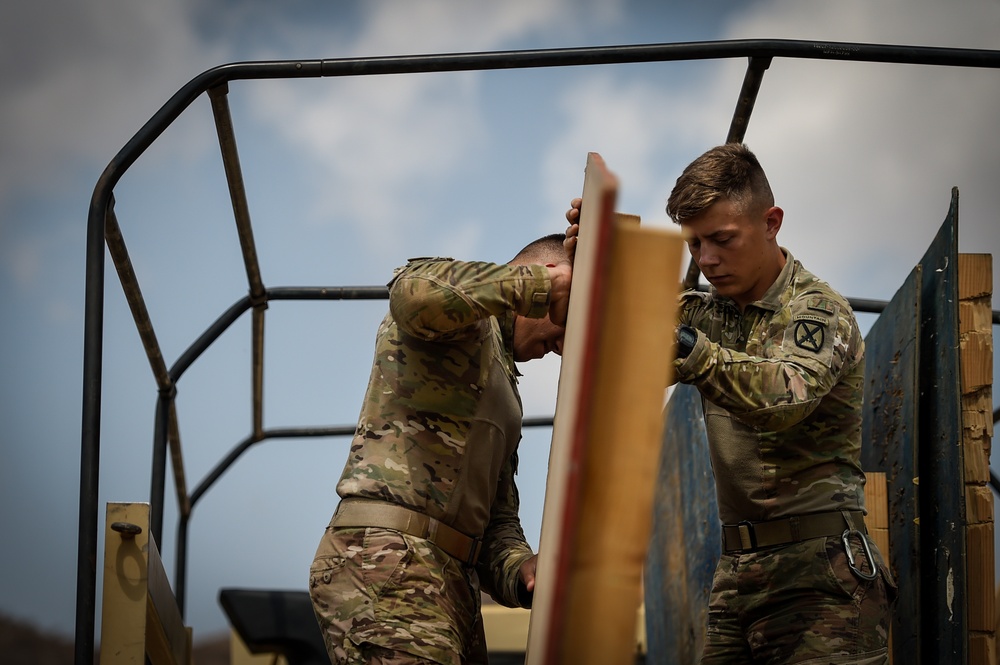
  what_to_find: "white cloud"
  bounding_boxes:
[716,0,1000,299]
[540,70,737,227]
[353,0,606,55]
[237,0,627,256]
[542,0,1000,303]
[250,70,487,246]
[0,1,224,211]
[725,0,1000,48]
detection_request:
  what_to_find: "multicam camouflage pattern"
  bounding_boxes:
[673,249,895,662]
[310,527,482,665]
[674,249,867,524]
[312,257,549,663]
[702,536,892,664]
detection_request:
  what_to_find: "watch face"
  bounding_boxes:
[680,327,696,346]
[677,325,696,358]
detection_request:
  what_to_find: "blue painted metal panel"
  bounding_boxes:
[917,189,965,662]
[644,384,720,664]
[861,264,921,662]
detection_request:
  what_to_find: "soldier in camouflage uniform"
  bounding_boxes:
[566,144,896,664]
[309,234,572,665]
[669,143,896,664]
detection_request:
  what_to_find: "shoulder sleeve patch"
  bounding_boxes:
[792,319,826,353]
[781,296,839,366]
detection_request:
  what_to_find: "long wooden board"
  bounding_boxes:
[959,253,995,664]
[525,153,686,664]
[526,153,618,665]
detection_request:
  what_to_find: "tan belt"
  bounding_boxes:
[722,510,866,553]
[330,498,483,566]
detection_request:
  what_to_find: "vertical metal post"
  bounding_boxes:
[75,194,110,665]
[682,56,772,291]
[151,392,171,544]
[176,512,190,616]
[726,56,772,143]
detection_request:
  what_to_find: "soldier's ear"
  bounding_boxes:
[764,206,783,238]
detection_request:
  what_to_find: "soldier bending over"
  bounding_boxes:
[309,235,571,664]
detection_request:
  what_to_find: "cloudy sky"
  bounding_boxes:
[2,0,999,646]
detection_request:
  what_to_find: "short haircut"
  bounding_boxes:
[511,233,567,265]
[666,143,774,223]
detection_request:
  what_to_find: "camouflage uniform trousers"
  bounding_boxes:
[701,535,896,664]
[309,526,489,665]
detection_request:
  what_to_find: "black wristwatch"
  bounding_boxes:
[676,324,698,359]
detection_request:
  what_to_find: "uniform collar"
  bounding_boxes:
[753,247,795,312]
[708,247,795,313]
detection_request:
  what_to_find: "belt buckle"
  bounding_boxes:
[737,520,757,552]
[466,537,483,566]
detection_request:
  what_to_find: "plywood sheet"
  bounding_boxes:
[526,153,685,664]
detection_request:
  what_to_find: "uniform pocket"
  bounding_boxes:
[361,528,412,600]
[309,555,347,589]
[823,535,880,601]
[308,533,356,622]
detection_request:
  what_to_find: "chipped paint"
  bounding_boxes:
[946,564,955,620]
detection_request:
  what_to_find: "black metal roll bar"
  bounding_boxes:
[76,39,1000,664]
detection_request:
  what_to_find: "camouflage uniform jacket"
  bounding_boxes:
[673,249,867,525]
[336,256,552,607]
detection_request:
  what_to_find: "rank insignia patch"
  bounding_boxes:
[794,320,825,352]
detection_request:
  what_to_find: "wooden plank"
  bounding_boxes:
[526,153,686,664]
[644,384,719,664]
[959,254,994,662]
[556,222,684,663]
[863,471,892,662]
[863,472,890,565]
[916,190,965,663]
[860,265,921,663]
[526,153,619,664]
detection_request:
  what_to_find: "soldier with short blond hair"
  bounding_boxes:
[309,234,571,664]
[566,143,896,664]
[667,143,895,664]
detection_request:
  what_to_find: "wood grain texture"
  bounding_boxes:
[526,153,685,665]
[959,254,994,663]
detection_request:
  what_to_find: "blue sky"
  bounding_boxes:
[2,0,999,645]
